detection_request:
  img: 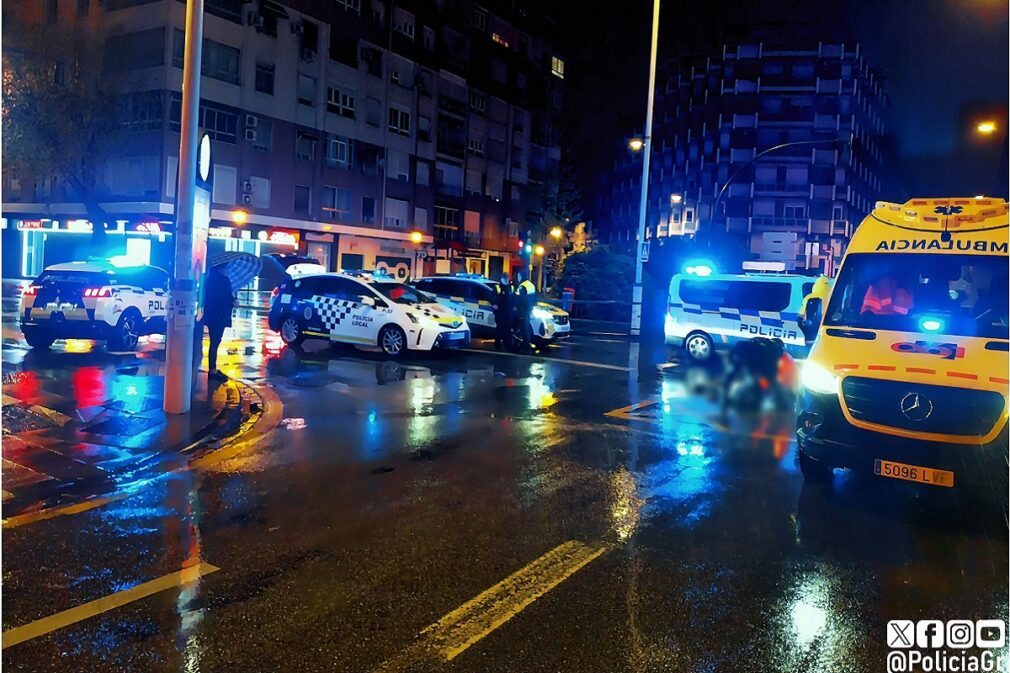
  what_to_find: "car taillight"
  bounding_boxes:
[271,286,280,298]
[84,287,111,298]
[22,285,38,296]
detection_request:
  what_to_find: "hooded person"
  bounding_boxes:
[493,277,514,351]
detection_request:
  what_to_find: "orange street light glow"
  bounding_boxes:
[534,244,545,256]
[231,209,248,225]
[410,230,423,244]
[976,121,998,135]
[550,227,563,239]
[628,137,644,151]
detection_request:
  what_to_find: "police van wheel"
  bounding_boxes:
[379,325,406,357]
[279,315,305,347]
[684,332,714,361]
[798,451,833,484]
[22,328,55,350]
[108,312,140,351]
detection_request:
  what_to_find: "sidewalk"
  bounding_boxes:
[1,358,254,520]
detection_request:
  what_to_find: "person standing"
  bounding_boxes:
[202,267,234,380]
[516,278,536,353]
[493,278,513,351]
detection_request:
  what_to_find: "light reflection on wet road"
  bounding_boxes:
[2,303,1006,673]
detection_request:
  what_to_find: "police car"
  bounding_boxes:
[412,274,571,345]
[19,261,169,350]
[268,271,470,356]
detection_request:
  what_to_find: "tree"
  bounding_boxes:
[537,157,584,237]
[557,246,636,320]
[2,25,123,252]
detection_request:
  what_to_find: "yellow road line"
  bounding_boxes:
[459,348,632,372]
[27,404,71,426]
[2,494,127,529]
[2,562,220,649]
[375,540,608,672]
[604,400,659,419]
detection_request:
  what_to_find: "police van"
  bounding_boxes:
[268,271,470,356]
[797,198,1009,490]
[665,271,815,361]
[412,274,571,345]
[19,261,169,351]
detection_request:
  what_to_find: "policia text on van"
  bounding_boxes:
[797,198,1009,492]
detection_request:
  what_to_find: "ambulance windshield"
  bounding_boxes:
[825,253,1009,339]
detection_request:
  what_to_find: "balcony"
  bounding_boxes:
[437,95,467,117]
[753,183,810,195]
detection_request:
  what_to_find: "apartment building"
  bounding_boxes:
[599,27,887,275]
[1,0,566,281]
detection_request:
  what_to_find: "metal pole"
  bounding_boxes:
[630,0,660,338]
[164,0,204,414]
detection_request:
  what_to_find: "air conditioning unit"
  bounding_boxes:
[242,194,253,204]
[242,181,254,193]
[244,128,258,142]
[245,114,258,128]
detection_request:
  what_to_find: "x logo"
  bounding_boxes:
[888,620,914,648]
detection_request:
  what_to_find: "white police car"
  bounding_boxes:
[412,274,571,345]
[268,271,470,356]
[19,261,169,350]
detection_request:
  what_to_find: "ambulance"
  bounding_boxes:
[797,198,1009,492]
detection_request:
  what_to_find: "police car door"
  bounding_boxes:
[341,278,382,345]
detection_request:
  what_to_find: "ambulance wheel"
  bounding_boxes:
[279,315,305,347]
[798,450,833,484]
[22,328,54,350]
[108,310,141,351]
[379,325,406,357]
[684,331,714,361]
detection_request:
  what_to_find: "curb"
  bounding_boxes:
[1,378,283,529]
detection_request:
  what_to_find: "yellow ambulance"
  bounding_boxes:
[797,198,1009,491]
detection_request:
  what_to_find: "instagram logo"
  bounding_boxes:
[946,621,974,648]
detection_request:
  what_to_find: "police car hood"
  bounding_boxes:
[409,302,466,324]
[535,302,568,316]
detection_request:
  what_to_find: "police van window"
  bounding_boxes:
[679,279,731,306]
[679,279,791,312]
[825,253,1009,339]
[802,282,814,298]
[35,270,111,286]
[326,277,368,302]
[423,278,452,295]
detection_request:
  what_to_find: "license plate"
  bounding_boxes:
[873,459,954,488]
[443,332,464,340]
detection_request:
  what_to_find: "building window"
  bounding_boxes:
[293,185,311,215]
[434,206,459,230]
[473,7,486,31]
[336,0,360,13]
[784,205,806,219]
[326,87,355,118]
[467,139,484,156]
[296,75,316,107]
[104,28,165,72]
[360,47,383,77]
[422,26,435,51]
[388,107,410,136]
[255,62,275,94]
[172,31,240,84]
[327,137,350,166]
[169,94,238,143]
[551,56,565,79]
[322,186,352,220]
[295,132,317,161]
[551,89,562,109]
[491,33,509,48]
[362,196,376,223]
[384,197,408,228]
[392,7,415,39]
[120,91,163,131]
[251,118,272,152]
[468,90,486,115]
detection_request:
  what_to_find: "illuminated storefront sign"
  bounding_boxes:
[208,226,298,247]
[17,219,48,230]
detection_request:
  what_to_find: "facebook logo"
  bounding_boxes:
[916,620,945,648]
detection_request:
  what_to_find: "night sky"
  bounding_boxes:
[557,0,1008,204]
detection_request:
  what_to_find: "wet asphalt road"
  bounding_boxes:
[2,300,1007,673]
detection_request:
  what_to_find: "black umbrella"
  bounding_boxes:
[209,252,262,290]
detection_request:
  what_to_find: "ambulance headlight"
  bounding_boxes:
[532,307,552,321]
[800,362,839,395]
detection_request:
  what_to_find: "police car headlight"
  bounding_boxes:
[532,307,552,320]
[800,362,839,395]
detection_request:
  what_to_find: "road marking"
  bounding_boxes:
[459,348,631,372]
[2,494,127,529]
[2,562,220,649]
[604,400,659,420]
[375,540,608,672]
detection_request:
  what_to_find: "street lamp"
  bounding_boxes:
[976,120,998,135]
[628,137,645,152]
[670,194,682,205]
[549,226,563,239]
[231,209,248,225]
[410,230,423,244]
[534,244,545,256]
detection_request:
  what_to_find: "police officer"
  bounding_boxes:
[515,277,537,352]
[493,277,513,351]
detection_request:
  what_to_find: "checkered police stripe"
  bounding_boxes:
[669,301,798,327]
[310,295,356,330]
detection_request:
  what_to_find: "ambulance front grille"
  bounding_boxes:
[841,376,1005,438]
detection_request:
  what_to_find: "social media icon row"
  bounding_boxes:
[887,620,1006,649]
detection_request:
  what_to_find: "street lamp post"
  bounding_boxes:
[163,0,205,414]
[630,0,661,338]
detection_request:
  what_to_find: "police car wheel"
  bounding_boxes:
[279,315,305,346]
[685,332,714,361]
[379,325,406,357]
[798,451,833,484]
[22,328,55,350]
[109,312,140,351]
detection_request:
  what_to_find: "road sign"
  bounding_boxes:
[641,241,650,262]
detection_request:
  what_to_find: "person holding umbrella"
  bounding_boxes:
[202,251,261,379]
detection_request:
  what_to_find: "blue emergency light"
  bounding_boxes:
[919,317,945,333]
